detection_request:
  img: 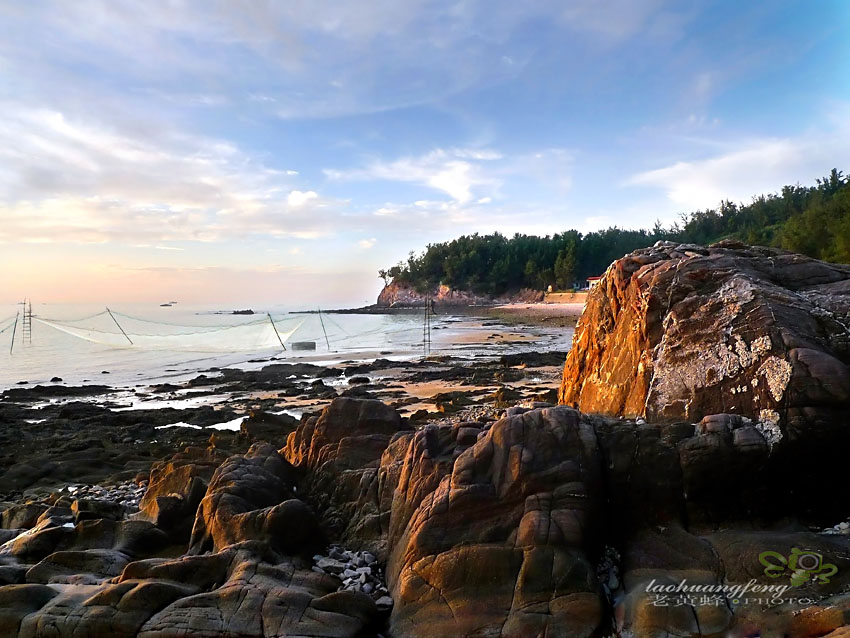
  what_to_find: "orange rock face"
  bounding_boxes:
[559,241,850,428]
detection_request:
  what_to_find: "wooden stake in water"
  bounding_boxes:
[317,308,330,350]
[268,314,287,351]
[106,307,133,344]
[9,312,18,355]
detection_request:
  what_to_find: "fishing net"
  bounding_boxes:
[35,312,303,352]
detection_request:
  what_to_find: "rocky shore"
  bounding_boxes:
[1,241,850,637]
[376,281,544,308]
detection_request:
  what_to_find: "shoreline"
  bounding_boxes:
[290,300,585,328]
[0,339,568,500]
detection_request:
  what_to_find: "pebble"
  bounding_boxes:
[316,557,345,573]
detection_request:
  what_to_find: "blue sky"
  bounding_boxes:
[0,0,848,306]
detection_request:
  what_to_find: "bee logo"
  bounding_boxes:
[759,548,838,586]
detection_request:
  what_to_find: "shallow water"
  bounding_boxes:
[0,302,572,391]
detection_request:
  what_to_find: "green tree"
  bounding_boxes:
[554,238,577,289]
[378,170,850,298]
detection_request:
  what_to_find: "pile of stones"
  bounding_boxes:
[821,520,850,535]
[61,479,147,513]
[312,544,393,609]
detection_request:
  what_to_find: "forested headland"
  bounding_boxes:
[379,169,850,295]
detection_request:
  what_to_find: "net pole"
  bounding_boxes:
[423,298,428,358]
[268,313,287,351]
[106,307,133,344]
[317,308,330,350]
[9,313,18,354]
[426,295,434,354]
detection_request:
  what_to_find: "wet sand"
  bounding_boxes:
[471,302,585,328]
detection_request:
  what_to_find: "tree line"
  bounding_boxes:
[379,169,850,295]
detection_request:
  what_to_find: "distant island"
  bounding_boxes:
[377,169,849,306]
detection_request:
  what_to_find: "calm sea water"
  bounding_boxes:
[0,302,571,391]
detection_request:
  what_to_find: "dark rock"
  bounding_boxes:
[1,384,112,401]
[239,409,298,443]
[2,503,48,529]
[70,498,126,525]
[500,351,568,367]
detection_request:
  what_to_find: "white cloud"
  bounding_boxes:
[287,190,318,206]
[0,102,575,249]
[326,148,500,203]
[0,103,342,244]
[626,129,850,211]
[326,146,572,205]
[362,198,562,239]
[357,238,377,250]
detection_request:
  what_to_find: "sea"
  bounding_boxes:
[0,302,572,392]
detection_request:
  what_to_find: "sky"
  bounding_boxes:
[0,0,848,307]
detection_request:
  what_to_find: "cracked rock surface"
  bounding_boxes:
[559,240,850,429]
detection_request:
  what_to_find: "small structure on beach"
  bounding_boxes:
[586,276,602,289]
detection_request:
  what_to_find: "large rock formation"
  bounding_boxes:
[385,407,604,638]
[559,241,850,430]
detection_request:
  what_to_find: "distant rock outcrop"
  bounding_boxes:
[377,281,543,307]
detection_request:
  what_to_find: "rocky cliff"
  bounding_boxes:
[377,282,543,307]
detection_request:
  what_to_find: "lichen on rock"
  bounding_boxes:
[756,355,793,402]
